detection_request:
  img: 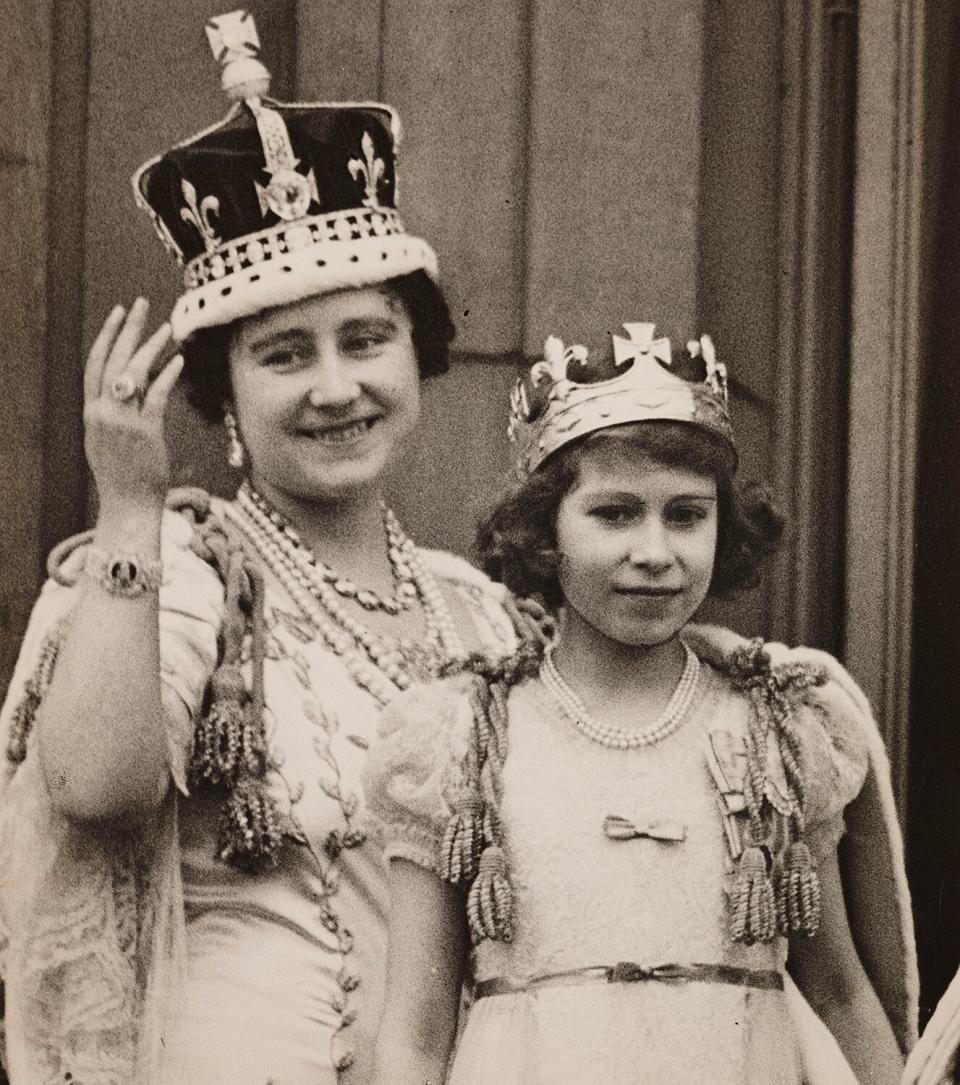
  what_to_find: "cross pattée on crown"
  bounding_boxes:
[206,9,261,66]
[611,322,672,370]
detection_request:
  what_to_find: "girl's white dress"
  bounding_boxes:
[0,504,516,1085]
[364,638,903,1084]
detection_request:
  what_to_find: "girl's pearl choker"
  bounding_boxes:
[540,641,701,749]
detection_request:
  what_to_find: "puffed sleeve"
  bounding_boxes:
[362,675,476,871]
[765,643,870,857]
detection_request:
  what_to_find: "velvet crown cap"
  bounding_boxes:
[132,9,438,342]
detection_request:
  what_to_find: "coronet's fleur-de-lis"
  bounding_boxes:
[531,336,588,387]
[180,178,222,253]
[688,334,729,403]
[348,131,386,209]
[508,380,530,438]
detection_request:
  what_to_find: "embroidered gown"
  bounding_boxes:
[0,504,516,1085]
[363,634,884,1085]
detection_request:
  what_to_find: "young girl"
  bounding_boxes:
[363,324,917,1084]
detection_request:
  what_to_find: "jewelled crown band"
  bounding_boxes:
[508,322,736,476]
[132,9,438,342]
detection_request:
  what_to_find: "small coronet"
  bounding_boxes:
[509,321,735,477]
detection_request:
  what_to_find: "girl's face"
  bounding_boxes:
[228,287,421,504]
[554,443,718,648]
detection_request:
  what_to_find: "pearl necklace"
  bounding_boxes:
[227,493,464,705]
[244,484,418,614]
[540,642,701,749]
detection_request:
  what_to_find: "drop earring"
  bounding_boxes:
[224,408,245,470]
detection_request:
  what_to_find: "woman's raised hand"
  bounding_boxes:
[83,297,184,511]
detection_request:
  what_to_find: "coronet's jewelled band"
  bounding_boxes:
[84,548,164,597]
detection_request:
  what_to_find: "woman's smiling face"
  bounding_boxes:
[554,441,719,648]
[228,286,421,504]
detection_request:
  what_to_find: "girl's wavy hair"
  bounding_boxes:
[179,269,455,422]
[476,420,784,610]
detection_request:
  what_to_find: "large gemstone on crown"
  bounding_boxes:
[262,168,314,221]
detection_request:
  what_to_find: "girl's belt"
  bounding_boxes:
[473,962,783,1000]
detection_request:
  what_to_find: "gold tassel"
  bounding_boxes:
[775,840,822,937]
[730,845,776,945]
[191,664,264,786]
[439,791,484,884]
[466,845,513,944]
[217,776,283,872]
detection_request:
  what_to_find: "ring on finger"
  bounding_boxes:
[110,374,148,406]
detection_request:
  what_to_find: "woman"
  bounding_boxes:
[0,12,518,1085]
[363,326,917,1083]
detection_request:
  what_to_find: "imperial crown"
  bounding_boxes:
[509,323,735,475]
[132,9,437,342]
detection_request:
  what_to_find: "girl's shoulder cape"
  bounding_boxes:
[684,621,919,1054]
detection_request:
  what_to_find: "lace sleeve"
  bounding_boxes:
[362,677,476,871]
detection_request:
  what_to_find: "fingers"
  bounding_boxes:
[123,320,172,389]
[87,298,174,407]
[84,305,126,404]
[100,296,150,395]
[143,353,184,412]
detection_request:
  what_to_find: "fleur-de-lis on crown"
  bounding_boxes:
[205,9,261,66]
[687,334,729,402]
[611,322,672,370]
[180,178,222,253]
[348,132,386,209]
[532,335,588,386]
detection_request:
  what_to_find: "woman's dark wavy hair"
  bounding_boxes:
[476,420,784,611]
[179,269,455,423]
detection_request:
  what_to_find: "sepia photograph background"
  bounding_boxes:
[2,0,957,1026]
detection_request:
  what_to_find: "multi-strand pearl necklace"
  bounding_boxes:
[540,641,701,749]
[244,485,418,615]
[227,487,464,705]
